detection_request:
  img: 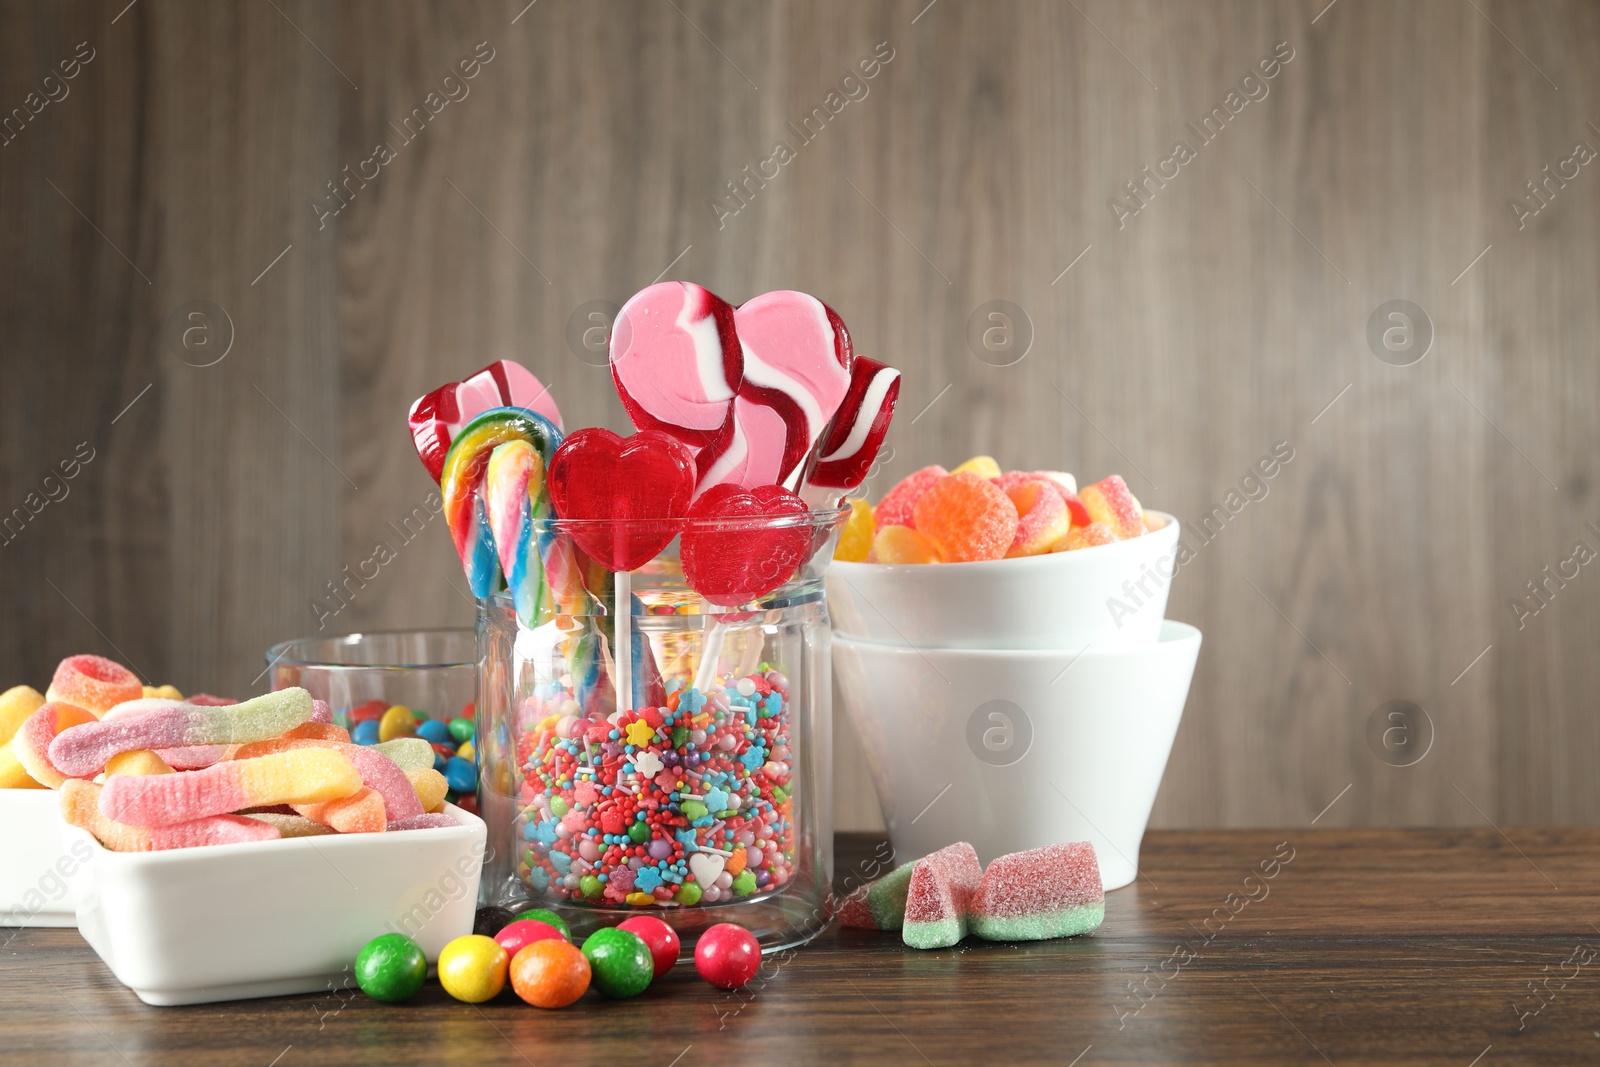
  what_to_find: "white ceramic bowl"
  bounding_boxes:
[834,620,1201,890]
[66,804,486,1005]
[0,789,80,928]
[827,512,1181,651]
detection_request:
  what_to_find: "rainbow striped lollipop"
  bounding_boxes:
[441,407,563,599]
[485,440,553,626]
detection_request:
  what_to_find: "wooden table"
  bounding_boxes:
[7,829,1599,1065]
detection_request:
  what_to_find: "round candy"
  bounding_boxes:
[416,718,452,744]
[378,705,416,742]
[874,465,947,529]
[354,933,427,1003]
[694,922,761,990]
[437,934,508,1003]
[833,498,874,563]
[868,524,942,565]
[457,739,475,762]
[443,756,477,793]
[449,718,475,743]
[510,939,591,1008]
[512,908,572,941]
[495,919,565,958]
[350,719,381,746]
[911,471,1019,562]
[473,905,516,938]
[349,700,387,723]
[617,916,680,979]
[46,654,142,716]
[1003,479,1070,558]
[581,927,654,998]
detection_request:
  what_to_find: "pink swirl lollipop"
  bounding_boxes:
[609,282,742,449]
[807,356,900,491]
[409,359,564,483]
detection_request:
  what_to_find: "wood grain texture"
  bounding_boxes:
[2,1,1598,831]
[7,830,1600,1065]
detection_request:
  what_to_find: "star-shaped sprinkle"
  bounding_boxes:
[531,818,560,846]
[704,787,729,811]
[676,828,699,853]
[634,866,664,892]
[634,749,664,777]
[624,719,657,748]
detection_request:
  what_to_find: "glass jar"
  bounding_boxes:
[264,630,477,726]
[476,509,844,954]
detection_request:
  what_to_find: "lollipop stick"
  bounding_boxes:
[614,568,632,716]
[694,615,726,693]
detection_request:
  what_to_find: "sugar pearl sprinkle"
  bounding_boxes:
[514,669,794,907]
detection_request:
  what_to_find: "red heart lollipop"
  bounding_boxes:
[680,484,811,606]
[547,428,697,572]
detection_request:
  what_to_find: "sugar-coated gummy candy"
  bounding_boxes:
[1003,480,1071,558]
[407,767,450,813]
[912,472,1019,562]
[232,736,424,820]
[1052,521,1117,552]
[951,455,1001,479]
[512,908,572,942]
[46,655,142,716]
[281,722,350,742]
[355,933,428,1002]
[387,812,457,831]
[874,465,946,529]
[867,524,942,564]
[243,812,335,837]
[14,702,96,788]
[969,841,1105,942]
[693,922,761,989]
[104,750,173,777]
[142,684,184,701]
[60,780,281,851]
[0,685,46,745]
[510,938,591,1008]
[473,906,516,938]
[295,787,387,834]
[834,497,875,563]
[1077,474,1144,540]
[437,934,509,1003]
[843,860,917,931]
[374,737,434,772]
[494,919,566,959]
[98,748,362,828]
[48,688,315,777]
[617,915,680,979]
[581,927,654,998]
[902,841,982,950]
[1063,491,1091,528]
[0,742,45,789]
[378,705,416,742]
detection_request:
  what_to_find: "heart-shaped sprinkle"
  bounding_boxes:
[547,427,697,572]
[680,484,811,606]
[689,851,726,887]
[610,282,743,448]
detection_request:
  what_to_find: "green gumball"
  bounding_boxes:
[512,907,572,942]
[581,927,654,998]
[355,933,427,1003]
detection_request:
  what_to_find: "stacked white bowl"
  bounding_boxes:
[828,512,1200,890]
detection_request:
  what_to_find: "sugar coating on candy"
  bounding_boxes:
[969,841,1105,942]
[1004,479,1071,558]
[296,787,387,834]
[0,742,45,788]
[833,498,875,562]
[232,737,423,820]
[952,455,1001,479]
[48,688,315,778]
[14,702,96,788]
[388,812,458,831]
[1053,521,1117,552]
[243,812,336,837]
[142,684,184,700]
[150,814,280,849]
[408,767,449,813]
[99,748,362,828]
[902,841,983,949]
[0,685,45,745]
[857,861,918,931]
[1078,474,1144,540]
[61,780,281,852]
[309,699,334,724]
[912,472,1019,562]
[836,883,877,928]
[375,737,434,772]
[868,524,943,564]
[104,750,173,777]
[46,655,142,717]
[157,745,228,770]
[875,466,947,529]
[281,722,350,742]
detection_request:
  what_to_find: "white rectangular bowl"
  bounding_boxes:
[66,804,486,1006]
[0,788,80,928]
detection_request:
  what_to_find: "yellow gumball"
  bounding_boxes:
[833,498,875,563]
[379,704,416,742]
[952,455,1001,479]
[457,739,475,763]
[437,935,508,1003]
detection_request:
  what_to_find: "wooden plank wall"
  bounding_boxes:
[2,0,1596,830]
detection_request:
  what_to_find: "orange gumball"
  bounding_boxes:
[510,939,591,1008]
[911,472,1019,562]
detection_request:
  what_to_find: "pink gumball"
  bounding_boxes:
[618,915,680,979]
[694,922,761,990]
[494,920,565,959]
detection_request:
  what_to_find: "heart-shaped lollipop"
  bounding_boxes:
[547,428,697,572]
[695,290,854,494]
[609,282,742,449]
[410,360,564,483]
[680,484,811,606]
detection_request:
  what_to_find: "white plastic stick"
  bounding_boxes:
[614,568,632,716]
[693,615,725,693]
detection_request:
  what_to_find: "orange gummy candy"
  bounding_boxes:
[875,466,947,529]
[1052,522,1118,552]
[868,525,943,564]
[911,472,1019,562]
[1078,475,1144,540]
[1004,480,1071,558]
[834,498,875,563]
